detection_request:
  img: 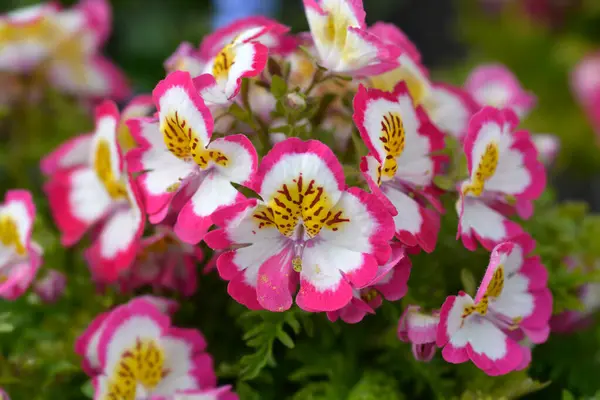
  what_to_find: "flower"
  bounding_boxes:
[75,296,179,377]
[465,64,536,118]
[532,133,560,166]
[205,138,394,312]
[426,83,481,140]
[397,305,439,362]
[0,0,130,101]
[457,107,545,250]
[367,22,428,95]
[165,42,205,77]
[119,226,203,297]
[354,82,445,252]
[127,70,258,244]
[198,16,290,64]
[571,51,600,136]
[42,101,145,282]
[195,17,289,105]
[327,243,411,323]
[367,23,479,140]
[551,257,600,334]
[33,269,66,303]
[0,190,42,300]
[87,299,225,399]
[157,387,239,400]
[436,239,552,375]
[116,95,155,152]
[0,388,8,400]
[40,95,153,176]
[303,0,399,76]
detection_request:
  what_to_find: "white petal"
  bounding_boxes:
[70,169,113,224]
[383,186,423,234]
[318,190,375,254]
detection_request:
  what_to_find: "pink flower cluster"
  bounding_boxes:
[75,296,236,400]
[0,0,582,394]
[0,0,129,106]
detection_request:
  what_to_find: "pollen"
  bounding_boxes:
[93,139,129,201]
[106,338,166,400]
[262,175,350,238]
[166,182,181,193]
[212,43,235,81]
[462,141,499,197]
[0,215,25,256]
[292,257,302,273]
[379,112,405,178]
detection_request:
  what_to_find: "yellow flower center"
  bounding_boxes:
[379,112,405,178]
[93,139,128,200]
[323,13,349,51]
[136,235,177,262]
[360,288,380,302]
[212,43,234,81]
[462,265,504,319]
[253,175,350,238]
[160,111,228,169]
[462,141,499,197]
[0,215,26,256]
[105,338,166,400]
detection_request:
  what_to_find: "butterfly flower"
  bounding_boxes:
[205,138,394,312]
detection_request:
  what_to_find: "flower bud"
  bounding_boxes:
[34,270,66,304]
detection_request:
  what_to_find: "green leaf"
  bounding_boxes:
[229,102,250,123]
[276,329,295,349]
[348,370,404,400]
[460,269,477,296]
[81,380,94,398]
[562,390,576,400]
[268,124,293,136]
[271,75,288,99]
[433,175,455,191]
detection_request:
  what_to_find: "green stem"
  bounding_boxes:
[240,79,270,152]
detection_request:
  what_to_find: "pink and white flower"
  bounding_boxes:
[205,138,395,312]
[367,22,429,96]
[127,71,258,244]
[120,226,203,297]
[327,244,411,323]
[165,42,205,77]
[532,133,560,166]
[303,0,399,76]
[195,19,288,105]
[117,95,155,151]
[366,23,479,139]
[436,239,552,375]
[465,64,536,118]
[75,296,179,377]
[0,2,61,72]
[33,269,66,303]
[397,305,439,362]
[354,82,444,252]
[155,387,239,400]
[42,101,145,282]
[198,16,290,64]
[0,190,42,300]
[427,83,480,140]
[571,51,600,135]
[0,388,8,400]
[457,107,546,250]
[40,95,153,176]
[90,299,221,399]
[0,0,130,101]
[551,257,600,334]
